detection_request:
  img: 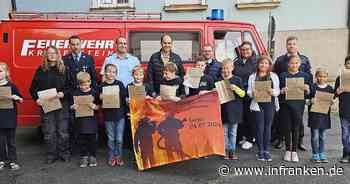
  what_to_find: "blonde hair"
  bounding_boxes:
[0,62,11,81]
[132,65,144,75]
[315,68,328,77]
[77,72,91,84]
[164,63,178,73]
[222,58,233,67]
[42,46,65,75]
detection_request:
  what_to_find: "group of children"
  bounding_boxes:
[1,46,350,171]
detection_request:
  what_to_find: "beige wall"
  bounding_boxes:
[264,28,349,81]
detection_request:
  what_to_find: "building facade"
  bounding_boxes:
[1,0,348,79]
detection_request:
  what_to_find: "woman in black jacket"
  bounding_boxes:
[29,46,70,164]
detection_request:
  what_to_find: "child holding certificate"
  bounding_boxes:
[157,63,185,102]
[247,56,280,161]
[335,56,350,163]
[99,64,127,166]
[0,62,23,171]
[308,68,334,163]
[218,59,245,160]
[70,72,99,168]
[279,55,312,162]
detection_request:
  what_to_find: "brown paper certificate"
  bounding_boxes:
[310,91,334,114]
[128,85,146,100]
[37,88,62,113]
[254,80,272,103]
[74,95,94,117]
[102,85,120,108]
[341,69,350,92]
[187,68,203,89]
[0,87,13,109]
[160,85,177,100]
[286,78,305,100]
[215,80,235,104]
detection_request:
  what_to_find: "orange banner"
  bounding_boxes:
[130,92,225,170]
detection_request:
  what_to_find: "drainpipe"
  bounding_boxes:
[11,0,16,12]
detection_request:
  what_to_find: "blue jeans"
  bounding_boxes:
[105,119,125,159]
[224,123,238,151]
[310,128,326,154]
[340,118,350,153]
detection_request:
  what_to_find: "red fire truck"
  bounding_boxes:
[0,12,266,126]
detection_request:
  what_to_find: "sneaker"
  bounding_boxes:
[264,152,272,162]
[0,161,5,170]
[242,141,253,150]
[311,154,321,163]
[319,153,328,163]
[9,162,20,171]
[88,156,98,167]
[108,157,116,167]
[229,151,238,160]
[284,151,291,162]
[291,152,299,162]
[257,152,265,161]
[340,151,349,163]
[116,156,124,166]
[79,156,89,168]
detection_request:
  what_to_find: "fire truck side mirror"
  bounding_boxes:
[3,32,8,43]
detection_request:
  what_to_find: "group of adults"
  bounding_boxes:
[43,33,311,161]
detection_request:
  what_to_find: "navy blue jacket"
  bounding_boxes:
[99,80,127,122]
[204,59,222,82]
[71,89,99,134]
[159,77,185,97]
[0,82,22,129]
[308,83,334,129]
[279,71,312,110]
[219,75,244,125]
[147,50,185,94]
[335,76,350,120]
[233,54,258,90]
[274,53,312,81]
[63,52,98,96]
[188,74,215,96]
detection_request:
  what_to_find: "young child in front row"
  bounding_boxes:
[308,68,334,163]
[70,72,99,168]
[127,66,155,99]
[99,64,127,167]
[335,55,350,163]
[219,59,245,160]
[185,57,215,96]
[157,63,185,102]
[0,62,23,171]
[279,55,312,162]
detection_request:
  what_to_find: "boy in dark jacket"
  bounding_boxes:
[70,72,99,168]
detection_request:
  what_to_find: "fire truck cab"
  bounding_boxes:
[0,12,266,126]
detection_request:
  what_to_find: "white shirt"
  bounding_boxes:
[247,72,280,111]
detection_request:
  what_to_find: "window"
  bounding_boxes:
[235,0,281,9]
[129,31,201,63]
[164,0,208,11]
[165,0,206,5]
[214,31,242,61]
[90,0,134,9]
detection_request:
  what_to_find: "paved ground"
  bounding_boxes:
[0,113,349,184]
